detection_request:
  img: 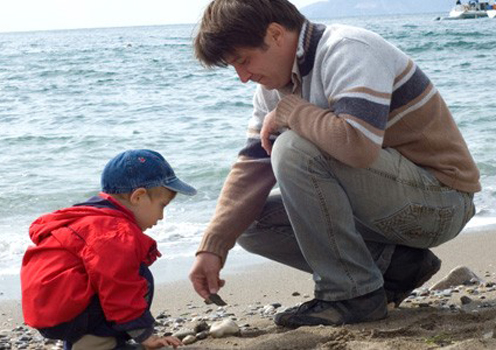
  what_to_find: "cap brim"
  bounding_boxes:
[163,178,197,196]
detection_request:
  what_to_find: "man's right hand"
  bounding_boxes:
[189,252,225,300]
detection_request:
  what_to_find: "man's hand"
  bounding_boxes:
[189,252,225,300]
[260,109,279,156]
[141,334,182,349]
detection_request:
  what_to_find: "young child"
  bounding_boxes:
[21,149,197,349]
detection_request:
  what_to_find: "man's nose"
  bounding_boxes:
[234,65,251,83]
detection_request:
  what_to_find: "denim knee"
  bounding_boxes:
[272,131,314,179]
[236,229,257,254]
[272,131,295,172]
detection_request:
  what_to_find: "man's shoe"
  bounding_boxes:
[274,287,388,329]
[384,246,441,307]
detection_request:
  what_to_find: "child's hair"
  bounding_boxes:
[194,0,305,68]
[110,187,177,202]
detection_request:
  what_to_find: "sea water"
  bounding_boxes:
[1,13,495,299]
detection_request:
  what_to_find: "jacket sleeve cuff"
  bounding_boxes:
[127,327,154,344]
[113,309,155,343]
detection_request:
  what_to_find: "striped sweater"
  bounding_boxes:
[198,21,481,262]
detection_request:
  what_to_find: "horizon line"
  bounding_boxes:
[0,10,448,35]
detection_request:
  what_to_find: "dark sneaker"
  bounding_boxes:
[384,246,441,307]
[274,287,388,328]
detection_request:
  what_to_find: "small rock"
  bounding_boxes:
[261,305,275,315]
[460,296,473,305]
[194,321,209,333]
[196,330,209,340]
[441,289,452,297]
[292,292,300,296]
[210,319,240,338]
[430,266,483,290]
[387,302,396,311]
[483,331,494,339]
[182,335,196,345]
[156,313,169,319]
[172,328,195,340]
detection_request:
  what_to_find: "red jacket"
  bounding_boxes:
[21,193,161,328]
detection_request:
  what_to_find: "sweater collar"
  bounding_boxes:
[292,20,326,81]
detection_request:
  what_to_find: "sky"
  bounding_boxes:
[0,0,319,33]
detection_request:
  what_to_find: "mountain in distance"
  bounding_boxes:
[300,0,456,18]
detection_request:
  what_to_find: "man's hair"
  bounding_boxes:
[194,0,305,68]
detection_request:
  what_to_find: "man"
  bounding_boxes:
[189,0,480,328]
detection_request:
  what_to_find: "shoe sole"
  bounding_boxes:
[274,290,389,328]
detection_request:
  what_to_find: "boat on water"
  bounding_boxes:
[436,0,496,20]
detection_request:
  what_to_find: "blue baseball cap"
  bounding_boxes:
[101,149,197,196]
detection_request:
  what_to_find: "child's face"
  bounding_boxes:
[132,187,176,231]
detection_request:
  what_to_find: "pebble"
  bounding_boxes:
[261,305,276,316]
[430,266,482,290]
[194,321,209,333]
[171,328,195,340]
[196,330,209,340]
[209,319,240,338]
[182,335,196,345]
[483,331,494,339]
[2,268,496,349]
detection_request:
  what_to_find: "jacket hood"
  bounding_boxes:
[29,195,135,245]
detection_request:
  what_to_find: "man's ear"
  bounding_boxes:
[266,22,285,46]
[129,188,148,205]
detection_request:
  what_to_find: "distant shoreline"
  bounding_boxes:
[0,11,455,35]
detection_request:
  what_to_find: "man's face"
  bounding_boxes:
[225,26,295,90]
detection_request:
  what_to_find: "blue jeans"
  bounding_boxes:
[237,131,475,301]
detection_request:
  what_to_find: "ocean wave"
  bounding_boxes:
[0,15,495,280]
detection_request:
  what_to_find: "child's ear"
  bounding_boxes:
[129,188,148,205]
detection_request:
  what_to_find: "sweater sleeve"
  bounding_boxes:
[275,38,397,168]
[197,85,279,263]
[197,156,276,263]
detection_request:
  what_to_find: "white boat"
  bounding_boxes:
[448,5,487,19]
[438,0,496,20]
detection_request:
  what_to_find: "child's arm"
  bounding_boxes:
[141,334,182,349]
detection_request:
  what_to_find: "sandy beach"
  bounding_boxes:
[1,228,496,349]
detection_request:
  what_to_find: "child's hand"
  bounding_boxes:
[141,334,182,349]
